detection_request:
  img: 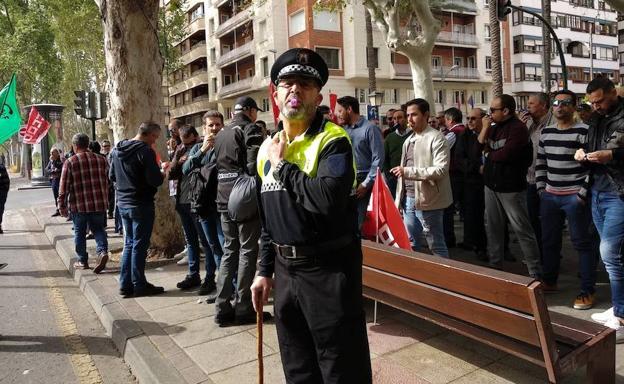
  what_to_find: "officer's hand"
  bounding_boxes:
[586,150,613,164]
[355,184,368,199]
[251,276,273,313]
[269,130,287,166]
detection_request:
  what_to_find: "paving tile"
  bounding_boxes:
[133,290,198,312]
[164,316,252,348]
[209,353,285,384]
[436,332,507,361]
[185,331,276,374]
[180,364,210,384]
[372,356,432,384]
[450,361,546,384]
[148,299,214,326]
[386,335,493,384]
[388,311,447,337]
[367,319,429,356]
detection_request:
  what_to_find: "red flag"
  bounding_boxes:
[329,92,337,123]
[19,107,51,145]
[269,83,280,127]
[362,169,411,250]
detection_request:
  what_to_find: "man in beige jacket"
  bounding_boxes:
[391,98,452,257]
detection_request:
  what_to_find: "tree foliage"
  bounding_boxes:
[159,0,187,77]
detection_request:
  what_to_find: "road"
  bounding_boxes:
[0,186,135,384]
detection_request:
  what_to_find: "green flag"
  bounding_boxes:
[0,74,21,145]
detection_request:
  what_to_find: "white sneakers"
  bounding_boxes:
[591,307,614,324]
[591,307,624,343]
[177,255,189,265]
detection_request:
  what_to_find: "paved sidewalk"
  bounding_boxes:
[32,204,624,383]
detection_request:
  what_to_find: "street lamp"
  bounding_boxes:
[368,91,384,123]
[440,64,459,111]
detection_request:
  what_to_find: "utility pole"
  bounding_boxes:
[541,0,552,93]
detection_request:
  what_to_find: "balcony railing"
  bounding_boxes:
[218,77,254,97]
[217,41,254,67]
[215,9,252,37]
[436,31,478,46]
[392,65,480,79]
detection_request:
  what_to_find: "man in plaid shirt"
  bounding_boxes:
[58,133,109,272]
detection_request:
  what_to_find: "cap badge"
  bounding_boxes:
[297,51,310,65]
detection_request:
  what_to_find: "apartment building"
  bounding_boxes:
[618,13,624,84]
[168,0,499,128]
[507,0,619,107]
[168,1,623,128]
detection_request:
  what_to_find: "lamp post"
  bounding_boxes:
[367,91,383,123]
[440,64,459,111]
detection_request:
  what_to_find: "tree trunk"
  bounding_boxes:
[489,2,503,97]
[365,9,376,95]
[542,0,551,93]
[98,0,182,254]
[406,52,435,108]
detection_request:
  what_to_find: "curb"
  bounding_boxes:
[32,206,193,384]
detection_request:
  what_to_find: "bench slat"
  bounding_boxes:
[362,287,546,366]
[362,241,535,314]
[363,266,543,347]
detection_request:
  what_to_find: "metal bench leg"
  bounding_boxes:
[373,300,378,325]
[587,334,615,384]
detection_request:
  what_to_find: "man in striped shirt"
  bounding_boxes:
[535,90,598,310]
[58,133,109,272]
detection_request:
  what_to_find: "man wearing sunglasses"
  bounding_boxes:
[536,90,597,310]
[575,77,624,342]
[478,95,541,278]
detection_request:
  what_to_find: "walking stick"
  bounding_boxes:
[257,310,264,384]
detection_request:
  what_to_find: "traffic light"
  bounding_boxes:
[73,90,86,117]
[497,0,511,22]
[87,91,97,119]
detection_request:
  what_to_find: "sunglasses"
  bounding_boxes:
[490,107,504,113]
[552,99,574,107]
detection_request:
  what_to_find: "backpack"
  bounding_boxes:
[189,161,218,218]
[227,174,259,222]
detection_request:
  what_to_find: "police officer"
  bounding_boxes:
[250,48,372,383]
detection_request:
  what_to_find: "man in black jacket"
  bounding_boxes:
[213,96,265,326]
[577,77,624,342]
[109,122,165,298]
[0,162,9,234]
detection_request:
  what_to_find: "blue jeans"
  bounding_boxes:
[119,205,155,291]
[72,212,108,264]
[199,212,224,279]
[592,190,624,318]
[402,196,448,257]
[176,203,211,278]
[540,192,598,294]
[51,178,60,208]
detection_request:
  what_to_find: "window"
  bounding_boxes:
[261,57,269,77]
[484,24,491,40]
[313,10,340,32]
[431,56,441,68]
[212,78,217,94]
[223,74,232,85]
[453,90,464,105]
[258,20,266,41]
[386,89,399,104]
[515,64,542,82]
[406,89,415,100]
[467,56,476,69]
[485,56,492,72]
[596,46,616,61]
[247,68,254,78]
[366,47,379,69]
[190,4,204,22]
[434,89,443,104]
[289,10,305,36]
[453,57,464,67]
[316,47,340,69]
[355,88,367,104]
[210,48,216,65]
[225,107,232,119]
[262,98,270,112]
[475,90,487,104]
[222,44,231,54]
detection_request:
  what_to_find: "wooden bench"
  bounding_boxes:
[361,240,615,383]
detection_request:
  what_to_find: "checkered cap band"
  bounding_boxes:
[277,64,321,84]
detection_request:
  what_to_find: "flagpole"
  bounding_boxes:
[374,167,380,325]
[0,74,15,116]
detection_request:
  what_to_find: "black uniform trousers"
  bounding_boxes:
[273,241,372,384]
[463,178,487,251]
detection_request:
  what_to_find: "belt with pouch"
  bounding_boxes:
[273,234,355,259]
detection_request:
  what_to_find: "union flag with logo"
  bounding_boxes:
[362,168,411,250]
[19,106,50,145]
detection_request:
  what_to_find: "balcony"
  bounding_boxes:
[170,97,212,119]
[391,64,480,80]
[215,9,252,38]
[182,41,207,65]
[169,70,209,96]
[186,15,206,37]
[217,41,254,68]
[218,77,254,98]
[436,31,478,46]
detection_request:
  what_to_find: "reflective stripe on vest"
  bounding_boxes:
[257,122,356,189]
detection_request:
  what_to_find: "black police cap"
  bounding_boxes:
[270,48,329,87]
